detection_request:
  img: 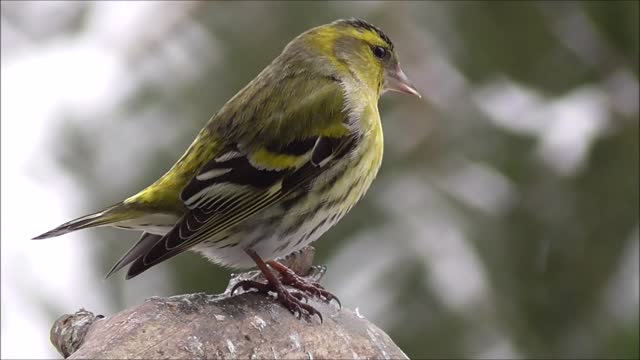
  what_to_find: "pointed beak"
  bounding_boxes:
[384,64,421,98]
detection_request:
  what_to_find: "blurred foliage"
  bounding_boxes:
[6,1,638,358]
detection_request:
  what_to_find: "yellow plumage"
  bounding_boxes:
[33,18,419,320]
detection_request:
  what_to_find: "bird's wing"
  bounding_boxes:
[125,75,358,278]
[105,232,163,278]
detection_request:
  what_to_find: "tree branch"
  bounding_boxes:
[50,247,408,359]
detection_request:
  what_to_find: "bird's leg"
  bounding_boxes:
[231,249,322,322]
[266,260,341,308]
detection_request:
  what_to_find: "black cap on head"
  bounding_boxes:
[335,18,394,50]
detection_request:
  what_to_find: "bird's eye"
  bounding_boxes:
[372,46,388,60]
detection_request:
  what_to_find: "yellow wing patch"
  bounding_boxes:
[250,148,311,170]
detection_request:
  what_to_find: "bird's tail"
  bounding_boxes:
[32,203,135,240]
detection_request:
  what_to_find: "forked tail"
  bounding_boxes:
[32,203,133,239]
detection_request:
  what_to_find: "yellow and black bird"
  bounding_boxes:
[34,18,420,320]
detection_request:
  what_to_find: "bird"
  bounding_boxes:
[33,18,420,320]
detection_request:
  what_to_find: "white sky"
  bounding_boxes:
[0,40,117,360]
[0,3,142,357]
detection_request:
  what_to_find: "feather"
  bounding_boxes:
[32,203,132,240]
[124,35,364,278]
[105,232,163,278]
[126,133,357,279]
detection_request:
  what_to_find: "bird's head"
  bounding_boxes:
[293,18,420,99]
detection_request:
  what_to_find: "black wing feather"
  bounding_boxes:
[125,134,357,279]
[106,232,163,278]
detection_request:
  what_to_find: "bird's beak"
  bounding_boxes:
[384,64,421,98]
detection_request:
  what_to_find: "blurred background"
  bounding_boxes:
[1,1,638,359]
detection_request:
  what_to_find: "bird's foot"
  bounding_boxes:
[231,279,322,322]
[267,260,341,308]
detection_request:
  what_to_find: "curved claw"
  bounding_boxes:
[230,280,271,296]
[230,283,243,296]
[229,279,322,322]
[324,295,341,309]
[276,289,322,323]
[282,276,341,308]
[317,288,341,308]
[299,302,323,323]
[265,260,341,313]
[290,291,309,303]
